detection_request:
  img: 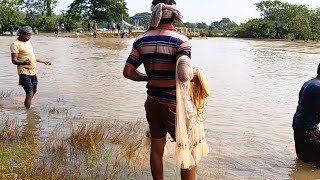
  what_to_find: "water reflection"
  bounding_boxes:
[290,158,320,180]
[22,109,41,144]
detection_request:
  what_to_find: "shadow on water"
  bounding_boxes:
[22,109,41,144]
[290,158,320,180]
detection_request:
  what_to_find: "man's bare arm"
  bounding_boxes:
[36,58,51,65]
[123,65,148,81]
[177,58,194,82]
[11,53,31,65]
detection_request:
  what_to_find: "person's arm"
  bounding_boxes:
[11,53,31,65]
[123,40,146,81]
[176,40,198,82]
[36,57,51,65]
[177,58,193,82]
[123,66,148,81]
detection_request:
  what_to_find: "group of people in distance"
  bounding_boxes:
[8,0,320,179]
[54,22,65,36]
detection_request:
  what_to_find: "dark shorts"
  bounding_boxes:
[294,129,320,165]
[144,97,176,140]
[19,74,38,94]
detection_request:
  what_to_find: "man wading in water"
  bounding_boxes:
[293,64,320,165]
[123,0,198,179]
[10,26,51,109]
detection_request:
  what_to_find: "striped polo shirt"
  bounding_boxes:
[125,24,191,105]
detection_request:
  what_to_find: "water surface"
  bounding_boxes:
[1,35,320,179]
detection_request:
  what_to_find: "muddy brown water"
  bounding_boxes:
[1,35,320,179]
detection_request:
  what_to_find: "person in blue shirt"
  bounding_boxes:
[293,63,320,165]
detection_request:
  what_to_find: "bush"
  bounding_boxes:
[34,16,56,32]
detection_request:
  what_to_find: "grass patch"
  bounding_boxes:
[0,117,152,179]
[0,114,214,179]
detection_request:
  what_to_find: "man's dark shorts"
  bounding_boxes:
[294,129,320,165]
[19,74,38,94]
[145,97,176,141]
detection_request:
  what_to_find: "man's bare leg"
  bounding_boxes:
[24,92,33,109]
[150,137,166,180]
[181,167,196,180]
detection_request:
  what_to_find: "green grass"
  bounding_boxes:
[0,104,216,179]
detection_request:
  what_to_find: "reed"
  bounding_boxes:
[0,114,213,179]
[68,122,107,153]
[0,118,23,144]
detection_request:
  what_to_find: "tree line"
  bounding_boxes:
[1,0,319,41]
[233,0,320,41]
[129,12,238,37]
[129,0,320,40]
[0,0,128,34]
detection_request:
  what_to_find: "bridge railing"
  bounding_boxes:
[176,27,205,37]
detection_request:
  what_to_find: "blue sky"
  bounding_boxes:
[56,0,320,24]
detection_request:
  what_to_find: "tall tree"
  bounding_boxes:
[210,18,238,31]
[310,9,320,41]
[289,5,311,40]
[19,0,57,17]
[0,0,24,34]
[129,12,151,27]
[67,0,128,23]
[255,0,291,38]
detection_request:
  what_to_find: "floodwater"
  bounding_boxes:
[1,35,320,179]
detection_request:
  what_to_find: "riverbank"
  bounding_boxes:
[2,31,320,44]
[0,90,151,179]
[0,91,215,179]
[0,119,150,179]
[48,31,144,38]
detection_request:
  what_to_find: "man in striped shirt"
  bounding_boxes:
[123,0,197,179]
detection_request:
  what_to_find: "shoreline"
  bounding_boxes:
[1,32,320,44]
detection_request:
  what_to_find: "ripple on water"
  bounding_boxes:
[1,36,320,178]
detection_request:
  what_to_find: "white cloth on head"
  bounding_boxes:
[150,3,183,28]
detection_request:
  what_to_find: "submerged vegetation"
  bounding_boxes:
[0,91,153,179]
[0,116,151,179]
[0,91,217,179]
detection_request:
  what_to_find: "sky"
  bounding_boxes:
[56,0,320,24]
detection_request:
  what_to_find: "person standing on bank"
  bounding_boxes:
[293,63,320,165]
[123,0,197,179]
[10,26,51,109]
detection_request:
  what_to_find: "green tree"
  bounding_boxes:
[195,22,208,29]
[310,9,320,41]
[289,5,311,41]
[210,18,238,31]
[19,0,58,16]
[255,0,291,38]
[67,0,128,23]
[34,15,56,31]
[182,22,196,28]
[233,0,317,40]
[0,0,24,34]
[233,18,271,38]
[18,0,58,31]
[129,12,151,27]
